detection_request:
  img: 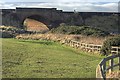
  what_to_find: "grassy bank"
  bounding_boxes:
[2,38,103,78]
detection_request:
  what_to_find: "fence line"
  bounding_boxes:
[96,46,120,79]
[63,39,102,53]
[111,46,120,54]
[16,34,103,53]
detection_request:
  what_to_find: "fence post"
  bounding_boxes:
[97,53,120,79]
[109,58,114,74]
[103,62,106,78]
[78,43,79,48]
[117,47,119,54]
[118,54,120,70]
[70,40,71,46]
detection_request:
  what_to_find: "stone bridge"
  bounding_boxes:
[1,7,118,30]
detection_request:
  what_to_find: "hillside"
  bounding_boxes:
[2,38,103,78]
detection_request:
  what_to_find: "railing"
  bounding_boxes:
[63,40,102,53]
[111,46,120,54]
[96,46,120,79]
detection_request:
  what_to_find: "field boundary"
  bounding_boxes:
[16,34,102,53]
[63,39,102,53]
[96,46,120,79]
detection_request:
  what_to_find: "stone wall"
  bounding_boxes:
[2,7,119,32]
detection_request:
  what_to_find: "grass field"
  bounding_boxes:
[2,38,103,78]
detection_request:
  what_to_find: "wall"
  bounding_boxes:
[2,7,119,33]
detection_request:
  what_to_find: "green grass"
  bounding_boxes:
[2,38,103,78]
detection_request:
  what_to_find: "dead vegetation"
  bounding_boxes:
[107,71,120,79]
[16,33,106,45]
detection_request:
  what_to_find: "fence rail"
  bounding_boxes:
[96,46,120,79]
[111,46,120,54]
[64,40,102,53]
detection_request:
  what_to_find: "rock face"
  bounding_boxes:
[24,18,49,32]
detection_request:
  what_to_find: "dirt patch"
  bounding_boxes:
[24,18,49,32]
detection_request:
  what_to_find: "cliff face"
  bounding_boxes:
[1,8,120,33]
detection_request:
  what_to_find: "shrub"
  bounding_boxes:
[0,26,27,38]
[50,26,79,34]
[50,25,109,37]
[101,36,120,55]
[60,23,66,26]
[2,31,15,38]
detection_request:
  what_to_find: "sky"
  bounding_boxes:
[0,0,120,12]
[0,0,119,2]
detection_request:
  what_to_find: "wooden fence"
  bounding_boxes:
[111,46,120,54]
[63,39,102,53]
[96,46,120,79]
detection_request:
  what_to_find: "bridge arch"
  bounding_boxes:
[25,15,49,25]
[22,15,50,32]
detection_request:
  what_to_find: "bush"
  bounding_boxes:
[0,26,27,38]
[60,23,66,26]
[2,31,15,38]
[50,25,109,37]
[101,36,120,55]
[50,26,79,34]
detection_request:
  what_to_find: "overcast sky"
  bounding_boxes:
[0,0,119,12]
[0,0,119,2]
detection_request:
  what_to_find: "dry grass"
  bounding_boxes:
[0,26,17,29]
[79,36,106,45]
[107,71,120,78]
[16,33,107,45]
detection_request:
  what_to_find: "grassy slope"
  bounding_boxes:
[2,38,103,78]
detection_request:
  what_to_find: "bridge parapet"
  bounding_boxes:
[2,7,119,30]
